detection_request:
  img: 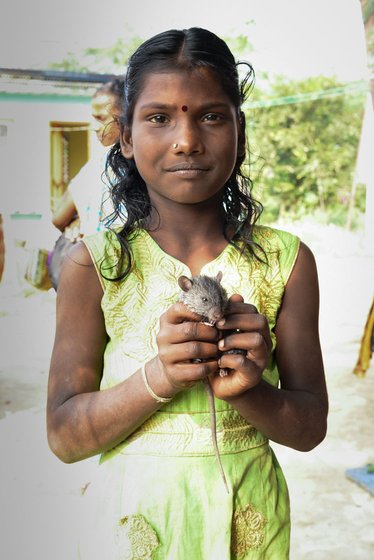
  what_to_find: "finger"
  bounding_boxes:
[219,332,270,369]
[219,311,264,331]
[164,360,220,389]
[161,301,205,325]
[217,307,272,352]
[210,359,262,396]
[228,293,244,304]
[159,340,220,364]
[216,302,259,330]
[218,314,272,351]
[218,351,263,378]
[177,320,220,343]
[226,300,259,316]
[157,320,219,347]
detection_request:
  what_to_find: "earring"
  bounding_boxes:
[172,143,178,149]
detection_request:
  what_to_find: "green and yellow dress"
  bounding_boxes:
[79,225,300,560]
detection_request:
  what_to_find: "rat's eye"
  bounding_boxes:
[201,296,208,303]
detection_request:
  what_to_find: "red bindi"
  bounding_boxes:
[181,105,188,112]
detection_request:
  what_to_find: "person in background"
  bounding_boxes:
[51,76,125,237]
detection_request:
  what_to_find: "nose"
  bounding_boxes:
[173,118,203,155]
[212,308,224,322]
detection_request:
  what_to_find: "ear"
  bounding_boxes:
[178,276,193,292]
[120,126,134,159]
[215,271,223,283]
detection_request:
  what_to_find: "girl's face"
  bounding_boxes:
[121,68,241,207]
[91,93,120,147]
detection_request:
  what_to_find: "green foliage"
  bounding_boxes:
[49,52,91,73]
[224,33,254,60]
[49,35,143,74]
[83,36,143,72]
[246,76,366,227]
[361,0,374,22]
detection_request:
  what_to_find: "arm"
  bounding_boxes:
[47,243,220,463]
[47,241,164,463]
[52,190,78,232]
[210,241,328,452]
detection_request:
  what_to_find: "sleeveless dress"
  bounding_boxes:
[79,225,300,560]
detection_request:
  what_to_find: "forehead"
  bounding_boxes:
[135,67,232,109]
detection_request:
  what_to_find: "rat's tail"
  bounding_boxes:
[203,379,230,494]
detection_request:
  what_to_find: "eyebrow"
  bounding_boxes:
[138,101,231,112]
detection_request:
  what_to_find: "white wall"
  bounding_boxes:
[0,96,91,287]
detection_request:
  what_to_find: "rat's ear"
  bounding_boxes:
[120,126,134,159]
[178,276,193,292]
[215,271,223,283]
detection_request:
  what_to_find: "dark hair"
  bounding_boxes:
[106,27,263,280]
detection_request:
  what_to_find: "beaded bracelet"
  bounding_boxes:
[141,365,173,404]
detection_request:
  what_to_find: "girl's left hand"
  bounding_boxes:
[209,294,272,399]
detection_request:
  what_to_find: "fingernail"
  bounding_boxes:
[216,319,225,327]
[218,339,225,349]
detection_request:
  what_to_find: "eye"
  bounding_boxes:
[148,114,169,124]
[202,113,221,122]
[201,296,208,303]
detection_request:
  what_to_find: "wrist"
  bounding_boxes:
[221,376,263,403]
[145,357,178,400]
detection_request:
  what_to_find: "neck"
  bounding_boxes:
[144,199,232,275]
[150,195,226,236]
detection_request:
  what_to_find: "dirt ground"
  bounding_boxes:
[0,221,373,559]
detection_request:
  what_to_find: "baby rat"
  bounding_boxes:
[179,271,246,374]
[178,271,230,493]
[179,271,228,326]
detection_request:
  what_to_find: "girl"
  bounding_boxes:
[47,27,328,559]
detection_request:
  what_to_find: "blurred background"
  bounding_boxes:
[0,0,373,277]
[0,1,373,558]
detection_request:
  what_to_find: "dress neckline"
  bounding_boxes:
[138,228,238,277]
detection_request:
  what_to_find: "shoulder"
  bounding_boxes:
[254,227,316,273]
[252,225,301,283]
[58,239,103,298]
[288,240,318,286]
[60,238,99,273]
[252,224,300,252]
[81,227,149,285]
[82,228,121,259]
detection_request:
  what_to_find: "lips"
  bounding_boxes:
[166,162,209,172]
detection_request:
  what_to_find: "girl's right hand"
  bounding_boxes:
[148,301,221,396]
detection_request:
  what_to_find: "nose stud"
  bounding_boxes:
[172,143,178,149]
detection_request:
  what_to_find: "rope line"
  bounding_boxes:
[245,81,368,109]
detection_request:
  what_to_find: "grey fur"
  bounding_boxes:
[178,272,228,325]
